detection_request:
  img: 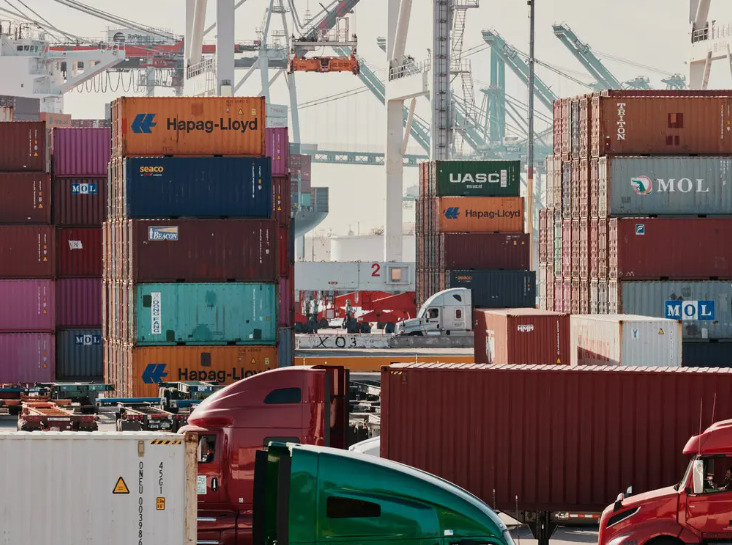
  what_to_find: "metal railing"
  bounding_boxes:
[187,57,215,79]
[692,22,732,43]
[388,58,429,81]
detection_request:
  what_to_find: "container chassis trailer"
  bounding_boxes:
[17,401,98,432]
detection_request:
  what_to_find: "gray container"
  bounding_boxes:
[278,327,294,367]
[617,281,732,340]
[600,156,732,216]
[56,329,103,380]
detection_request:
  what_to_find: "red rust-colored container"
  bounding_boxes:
[0,333,54,384]
[125,219,278,283]
[579,217,590,280]
[562,220,572,278]
[563,280,572,314]
[589,158,600,218]
[578,158,590,218]
[473,308,569,365]
[279,271,294,328]
[590,218,599,279]
[52,128,111,178]
[0,121,47,171]
[571,219,580,278]
[272,176,291,228]
[597,219,608,279]
[266,127,289,177]
[609,218,732,280]
[56,228,103,278]
[0,279,54,332]
[0,225,54,278]
[56,278,102,328]
[554,279,563,313]
[381,363,732,512]
[53,178,107,226]
[0,172,51,224]
[571,278,580,314]
[571,159,580,220]
[436,233,530,269]
[592,95,732,157]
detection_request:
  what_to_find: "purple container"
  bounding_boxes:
[0,333,55,384]
[0,279,55,332]
[266,127,289,177]
[56,278,101,328]
[52,128,111,178]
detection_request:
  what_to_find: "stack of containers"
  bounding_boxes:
[542,90,732,366]
[104,97,293,398]
[52,127,110,381]
[0,121,55,384]
[415,160,534,309]
[289,154,312,209]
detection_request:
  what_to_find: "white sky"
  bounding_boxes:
[20,0,732,236]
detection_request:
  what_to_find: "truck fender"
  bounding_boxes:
[613,520,685,545]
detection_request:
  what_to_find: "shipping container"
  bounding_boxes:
[272,176,292,228]
[53,177,107,226]
[266,127,289,177]
[474,308,569,365]
[56,278,102,328]
[132,283,277,345]
[56,329,103,380]
[121,156,272,219]
[381,363,732,512]
[609,218,732,280]
[111,96,266,156]
[0,225,55,278]
[592,95,732,156]
[52,128,111,178]
[570,314,682,366]
[56,227,102,277]
[125,219,278,282]
[599,156,732,216]
[0,121,47,170]
[0,333,54,383]
[425,160,521,197]
[279,274,294,328]
[278,327,294,367]
[682,341,732,367]
[106,344,278,397]
[0,279,54,332]
[0,172,51,223]
[0,432,196,544]
[434,196,524,233]
[445,270,536,308]
[611,281,732,340]
[431,233,530,269]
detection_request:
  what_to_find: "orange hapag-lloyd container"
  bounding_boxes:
[111,97,266,157]
[435,196,524,233]
[105,344,278,397]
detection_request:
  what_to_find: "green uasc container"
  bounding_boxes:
[431,160,521,197]
[135,283,276,345]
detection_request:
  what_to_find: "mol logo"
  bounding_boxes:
[74,334,101,346]
[665,300,715,321]
[148,226,179,241]
[630,176,653,195]
[443,207,460,220]
[131,113,156,133]
[142,363,168,384]
[71,182,97,195]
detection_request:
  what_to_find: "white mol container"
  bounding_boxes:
[570,314,682,367]
[0,431,196,544]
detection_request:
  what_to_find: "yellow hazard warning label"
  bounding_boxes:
[659,328,664,335]
[556,358,561,364]
[113,477,130,494]
[156,497,166,510]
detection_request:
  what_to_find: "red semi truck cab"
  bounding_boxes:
[178,366,349,545]
[599,420,732,545]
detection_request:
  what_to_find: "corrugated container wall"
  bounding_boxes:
[121,157,272,218]
[272,176,292,228]
[266,127,289,177]
[52,128,111,178]
[0,333,54,383]
[0,280,55,332]
[570,314,682,366]
[474,309,569,365]
[381,364,732,512]
[0,173,51,223]
[434,233,530,269]
[126,219,278,282]
[430,160,521,197]
[682,341,732,367]
[55,329,103,380]
[132,283,277,345]
[446,270,536,308]
[0,225,55,278]
[56,278,102,328]
[111,96,266,156]
[56,228,103,277]
[435,197,524,232]
[278,328,294,367]
[53,178,107,226]
[0,122,47,171]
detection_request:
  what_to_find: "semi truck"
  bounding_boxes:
[395,288,473,336]
[599,419,732,545]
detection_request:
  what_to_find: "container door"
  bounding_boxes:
[197,431,237,544]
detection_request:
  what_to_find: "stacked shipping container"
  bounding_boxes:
[0,122,54,383]
[541,91,732,365]
[416,160,535,308]
[104,97,294,397]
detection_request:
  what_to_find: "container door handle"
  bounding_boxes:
[211,477,219,491]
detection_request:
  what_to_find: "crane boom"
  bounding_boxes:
[552,23,622,90]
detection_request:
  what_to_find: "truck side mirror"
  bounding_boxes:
[626,486,633,496]
[692,459,705,494]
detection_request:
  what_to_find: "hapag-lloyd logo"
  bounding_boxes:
[444,207,521,220]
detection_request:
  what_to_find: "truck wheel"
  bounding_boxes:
[361,323,371,334]
[384,323,396,334]
[319,319,329,329]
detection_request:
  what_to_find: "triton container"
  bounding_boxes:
[0,121,47,170]
[111,96,266,156]
[52,127,111,178]
[435,196,524,232]
[0,173,51,223]
[570,314,682,366]
[55,329,103,380]
[474,308,569,365]
[132,283,277,345]
[0,333,54,383]
[118,156,272,219]
[381,363,732,514]
[0,225,55,278]
[445,270,536,308]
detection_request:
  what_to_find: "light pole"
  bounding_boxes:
[527,0,535,272]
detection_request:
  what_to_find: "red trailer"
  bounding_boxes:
[17,401,97,432]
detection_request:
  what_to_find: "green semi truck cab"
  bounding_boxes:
[254,443,515,545]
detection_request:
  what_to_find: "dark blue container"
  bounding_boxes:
[446,269,536,308]
[124,157,272,218]
[682,341,732,367]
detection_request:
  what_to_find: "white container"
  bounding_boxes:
[0,431,197,544]
[570,314,682,367]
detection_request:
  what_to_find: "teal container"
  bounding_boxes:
[300,192,311,207]
[431,160,521,197]
[135,283,276,345]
